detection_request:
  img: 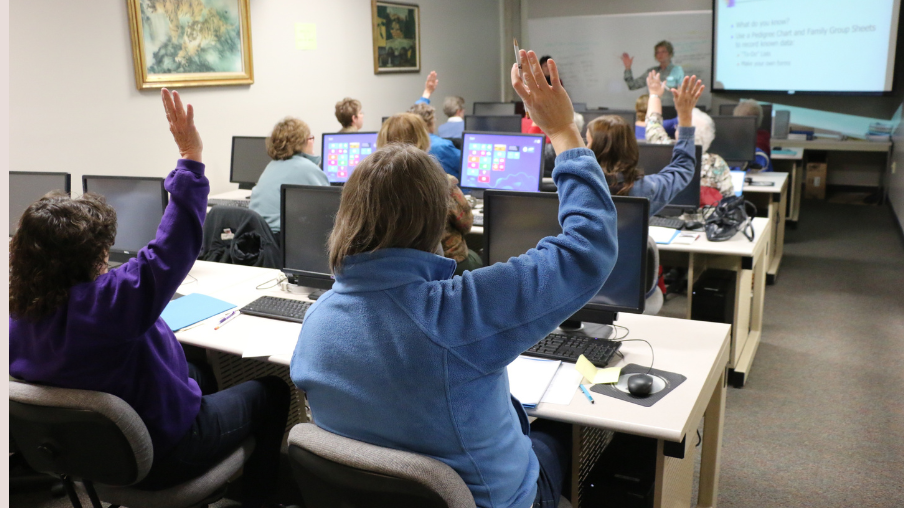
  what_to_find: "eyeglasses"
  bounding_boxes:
[307,135,316,142]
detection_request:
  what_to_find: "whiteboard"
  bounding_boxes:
[527,11,713,110]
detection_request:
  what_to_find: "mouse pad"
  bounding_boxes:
[590,364,687,407]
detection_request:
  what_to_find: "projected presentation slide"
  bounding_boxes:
[713,0,901,93]
[323,133,378,184]
[460,133,544,191]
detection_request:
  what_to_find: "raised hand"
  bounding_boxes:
[161,88,202,162]
[671,75,705,127]
[646,70,666,97]
[511,50,581,154]
[621,53,634,70]
[423,71,438,99]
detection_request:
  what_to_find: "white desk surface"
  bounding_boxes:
[177,260,278,296]
[770,146,804,160]
[771,138,892,152]
[659,217,770,256]
[742,172,788,194]
[210,189,252,200]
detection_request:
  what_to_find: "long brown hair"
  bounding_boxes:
[328,143,447,273]
[10,192,117,320]
[586,115,643,196]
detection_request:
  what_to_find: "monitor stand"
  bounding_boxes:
[308,289,328,300]
[558,312,617,340]
[238,182,254,190]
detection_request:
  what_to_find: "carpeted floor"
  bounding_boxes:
[11,200,904,508]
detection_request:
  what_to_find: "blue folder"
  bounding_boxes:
[161,293,236,332]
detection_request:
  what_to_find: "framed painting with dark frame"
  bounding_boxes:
[127,0,254,90]
[372,0,421,74]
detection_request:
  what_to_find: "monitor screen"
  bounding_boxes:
[708,116,758,163]
[718,103,773,133]
[322,132,379,184]
[460,132,545,192]
[579,110,636,138]
[280,185,342,290]
[464,115,523,133]
[9,172,71,236]
[473,102,516,116]
[82,176,167,259]
[637,144,704,212]
[483,193,649,319]
[772,110,791,139]
[231,136,271,186]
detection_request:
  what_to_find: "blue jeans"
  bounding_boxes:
[138,375,290,508]
[531,419,572,507]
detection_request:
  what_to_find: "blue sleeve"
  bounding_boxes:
[663,117,679,138]
[634,127,696,216]
[415,97,430,105]
[397,148,619,374]
[430,139,462,180]
[75,160,209,338]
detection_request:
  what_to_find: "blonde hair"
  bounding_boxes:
[408,103,437,132]
[266,117,311,160]
[335,98,362,128]
[378,113,431,151]
[733,100,764,128]
[443,96,465,117]
[635,95,650,122]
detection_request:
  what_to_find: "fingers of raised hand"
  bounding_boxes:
[511,62,529,100]
[521,50,542,96]
[547,59,562,90]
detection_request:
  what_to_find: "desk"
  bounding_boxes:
[175,261,730,508]
[659,217,771,387]
[210,189,252,200]
[771,147,804,226]
[743,172,788,284]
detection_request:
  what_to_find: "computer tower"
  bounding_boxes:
[691,270,736,324]
[580,433,656,507]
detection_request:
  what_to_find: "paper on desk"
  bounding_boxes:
[575,355,621,384]
[227,316,302,358]
[507,356,561,408]
[649,226,680,245]
[538,362,584,405]
[672,232,700,245]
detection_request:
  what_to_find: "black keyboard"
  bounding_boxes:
[208,198,250,208]
[524,333,621,368]
[650,216,686,229]
[240,296,311,324]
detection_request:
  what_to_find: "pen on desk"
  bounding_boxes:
[214,312,240,330]
[579,384,595,404]
[217,310,237,325]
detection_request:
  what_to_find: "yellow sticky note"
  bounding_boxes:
[295,23,317,50]
[576,354,621,384]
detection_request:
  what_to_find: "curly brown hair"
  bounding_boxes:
[9,192,117,321]
[586,115,643,196]
[266,117,311,160]
[335,97,362,128]
[408,103,437,132]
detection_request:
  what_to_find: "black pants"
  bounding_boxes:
[139,371,290,508]
[530,419,573,507]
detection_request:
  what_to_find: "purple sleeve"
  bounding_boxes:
[71,159,209,339]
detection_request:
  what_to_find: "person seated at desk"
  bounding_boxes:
[378,113,482,275]
[438,95,466,138]
[645,72,734,201]
[250,117,329,236]
[290,50,618,508]
[408,102,463,179]
[635,94,679,140]
[335,97,364,133]
[8,89,289,508]
[587,75,703,216]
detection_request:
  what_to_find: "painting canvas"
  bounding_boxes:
[372,1,420,74]
[127,0,254,89]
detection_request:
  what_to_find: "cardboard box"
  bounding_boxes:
[805,162,827,199]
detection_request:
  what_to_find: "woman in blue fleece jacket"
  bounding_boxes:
[291,52,626,508]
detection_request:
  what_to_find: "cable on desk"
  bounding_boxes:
[610,325,654,375]
[180,273,198,286]
[256,275,287,290]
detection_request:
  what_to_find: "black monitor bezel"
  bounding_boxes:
[320,131,379,185]
[708,115,758,164]
[463,115,524,133]
[472,102,517,116]
[481,190,649,321]
[230,136,270,189]
[458,131,546,194]
[82,175,167,261]
[637,144,704,214]
[9,171,72,237]
[279,184,341,290]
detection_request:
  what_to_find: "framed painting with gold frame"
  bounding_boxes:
[127,0,254,90]
[372,0,420,74]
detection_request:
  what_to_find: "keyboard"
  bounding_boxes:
[524,333,621,368]
[650,216,686,229]
[208,198,250,208]
[473,214,484,226]
[240,296,312,324]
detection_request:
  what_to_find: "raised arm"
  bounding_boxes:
[82,89,209,338]
[415,70,439,105]
[622,53,646,90]
[644,71,673,144]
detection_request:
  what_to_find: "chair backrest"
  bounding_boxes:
[8,380,153,486]
[645,235,660,297]
[201,206,281,268]
[287,423,477,508]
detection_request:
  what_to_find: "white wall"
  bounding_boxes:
[10,0,501,195]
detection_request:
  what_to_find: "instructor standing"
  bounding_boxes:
[622,41,685,92]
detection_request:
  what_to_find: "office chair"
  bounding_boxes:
[644,236,663,315]
[9,379,255,508]
[201,206,282,268]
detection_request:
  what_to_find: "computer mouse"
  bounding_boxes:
[627,374,654,397]
[684,221,704,231]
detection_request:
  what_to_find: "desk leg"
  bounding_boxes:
[767,185,788,285]
[686,253,696,320]
[788,161,802,226]
[697,370,727,508]
[729,244,767,387]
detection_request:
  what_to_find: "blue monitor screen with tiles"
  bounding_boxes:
[459,132,545,192]
[322,132,378,184]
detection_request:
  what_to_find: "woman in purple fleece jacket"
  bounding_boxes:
[9,89,288,508]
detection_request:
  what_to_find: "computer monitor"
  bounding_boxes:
[636,144,704,215]
[280,184,342,293]
[709,116,758,164]
[82,176,167,264]
[472,102,516,116]
[579,110,637,138]
[9,171,71,236]
[719,103,772,133]
[463,115,523,133]
[482,193,649,333]
[772,110,791,139]
[230,136,271,190]
[459,132,545,194]
[321,132,379,185]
